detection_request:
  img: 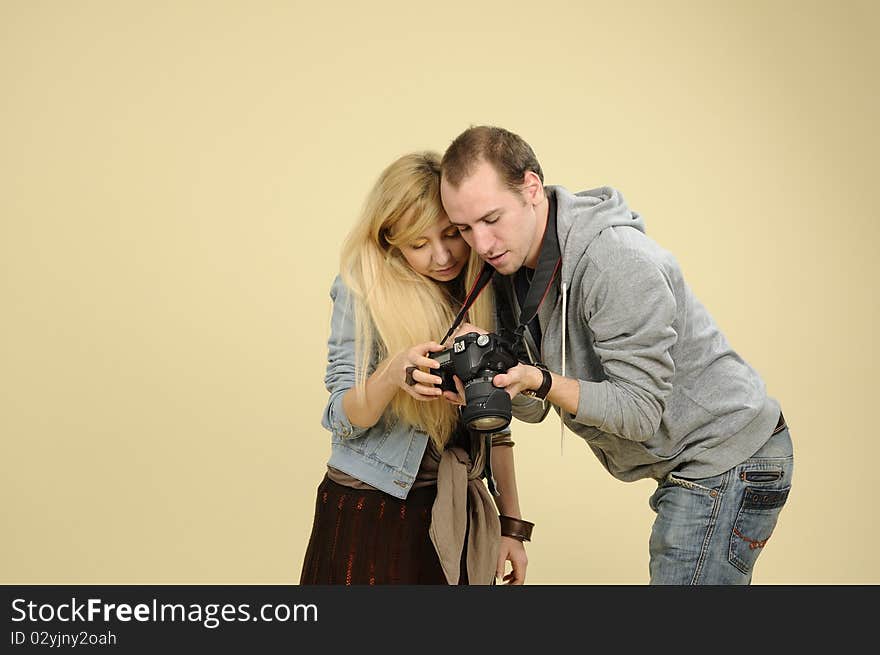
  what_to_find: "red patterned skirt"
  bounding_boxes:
[299,474,465,585]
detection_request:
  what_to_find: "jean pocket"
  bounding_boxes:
[728,486,790,574]
[741,470,783,483]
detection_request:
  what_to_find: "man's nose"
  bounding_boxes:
[471,226,494,257]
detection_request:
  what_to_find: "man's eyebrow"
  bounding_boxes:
[449,209,500,227]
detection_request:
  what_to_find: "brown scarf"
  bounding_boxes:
[429,445,501,585]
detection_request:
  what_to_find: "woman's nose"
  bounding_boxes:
[432,242,452,265]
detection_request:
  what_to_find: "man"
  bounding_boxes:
[439,125,793,584]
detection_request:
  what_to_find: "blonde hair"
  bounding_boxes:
[340,151,495,450]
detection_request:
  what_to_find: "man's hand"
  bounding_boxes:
[492,363,544,398]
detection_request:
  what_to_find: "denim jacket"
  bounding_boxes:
[321,275,515,499]
[321,275,433,499]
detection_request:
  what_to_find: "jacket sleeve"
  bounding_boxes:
[320,275,370,440]
[573,251,677,442]
[511,393,552,423]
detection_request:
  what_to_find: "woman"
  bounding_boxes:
[300,151,532,585]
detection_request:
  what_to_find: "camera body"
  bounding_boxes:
[429,331,520,432]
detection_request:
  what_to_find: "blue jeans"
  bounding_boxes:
[648,423,794,584]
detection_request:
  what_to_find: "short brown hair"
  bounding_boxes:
[441,125,544,192]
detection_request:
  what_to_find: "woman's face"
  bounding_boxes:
[397,214,470,282]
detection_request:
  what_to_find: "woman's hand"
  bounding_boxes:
[441,374,467,406]
[497,536,528,585]
[389,342,447,401]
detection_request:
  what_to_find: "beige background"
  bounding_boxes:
[2,0,877,584]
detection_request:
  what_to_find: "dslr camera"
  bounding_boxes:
[429,331,519,432]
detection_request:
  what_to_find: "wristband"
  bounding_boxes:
[521,362,552,400]
[499,515,534,542]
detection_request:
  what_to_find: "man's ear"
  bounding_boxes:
[521,170,544,205]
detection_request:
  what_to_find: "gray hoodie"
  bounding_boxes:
[501,185,781,482]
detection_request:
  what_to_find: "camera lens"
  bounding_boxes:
[460,378,512,432]
[468,415,509,431]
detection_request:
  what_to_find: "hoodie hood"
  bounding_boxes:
[549,185,645,288]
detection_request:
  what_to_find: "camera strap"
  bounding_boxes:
[439,262,496,346]
[513,192,562,349]
[439,195,562,352]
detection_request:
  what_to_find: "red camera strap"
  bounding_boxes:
[439,262,495,346]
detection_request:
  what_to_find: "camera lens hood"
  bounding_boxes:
[461,382,512,432]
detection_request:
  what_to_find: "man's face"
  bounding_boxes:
[440,159,541,275]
